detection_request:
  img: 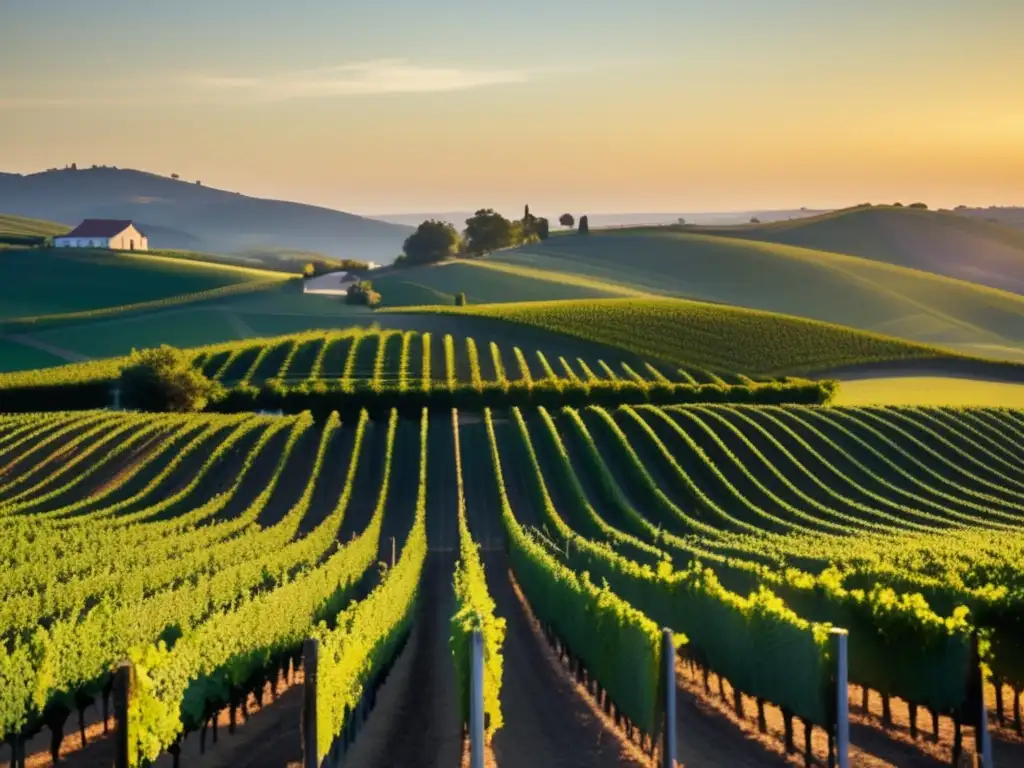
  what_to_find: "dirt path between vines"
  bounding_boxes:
[486,551,650,768]
[339,550,463,767]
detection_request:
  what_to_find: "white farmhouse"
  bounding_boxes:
[53,219,149,251]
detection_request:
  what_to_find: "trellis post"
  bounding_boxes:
[832,628,849,768]
[661,628,677,768]
[302,638,319,768]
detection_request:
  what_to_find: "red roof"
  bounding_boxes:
[61,219,141,238]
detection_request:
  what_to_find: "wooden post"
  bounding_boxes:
[973,633,993,768]
[114,661,132,768]
[302,639,319,768]
[831,628,850,768]
[661,628,677,768]
[469,629,485,768]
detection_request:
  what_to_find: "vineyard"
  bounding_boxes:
[0,404,1022,767]
[389,298,968,376]
[0,329,839,414]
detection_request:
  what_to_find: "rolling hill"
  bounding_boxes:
[0,246,290,324]
[0,213,67,238]
[0,167,412,260]
[687,205,1024,294]
[953,205,1024,230]
[371,225,1024,361]
[387,297,1023,377]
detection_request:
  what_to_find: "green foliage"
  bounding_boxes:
[455,291,467,306]
[449,409,506,741]
[205,377,835,419]
[120,345,219,412]
[125,411,399,765]
[578,215,589,234]
[559,213,575,228]
[464,209,515,255]
[344,281,382,307]
[483,409,666,735]
[402,219,462,265]
[314,409,428,760]
[411,299,968,376]
[0,328,837,414]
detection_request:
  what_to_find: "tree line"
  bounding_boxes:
[398,206,591,266]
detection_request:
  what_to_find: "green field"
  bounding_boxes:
[496,229,1024,351]
[0,247,287,322]
[690,205,1024,286]
[0,213,67,239]
[833,376,1024,407]
[371,259,635,307]
[361,218,1024,361]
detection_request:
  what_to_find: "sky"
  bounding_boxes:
[1,0,1023,215]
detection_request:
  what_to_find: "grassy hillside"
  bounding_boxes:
[460,227,1024,359]
[689,205,1024,293]
[371,259,643,308]
[0,167,412,260]
[0,247,289,322]
[0,213,68,238]
[382,297,991,376]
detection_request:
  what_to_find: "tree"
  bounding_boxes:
[345,281,381,307]
[464,209,514,255]
[893,202,903,207]
[196,180,202,186]
[455,291,467,306]
[750,217,761,224]
[120,345,218,412]
[171,173,180,180]
[302,263,316,278]
[578,215,589,234]
[402,219,461,265]
[535,217,550,240]
[559,213,575,228]
[908,202,928,209]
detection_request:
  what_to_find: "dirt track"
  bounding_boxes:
[338,552,463,768]
[486,552,649,768]
[810,356,1024,383]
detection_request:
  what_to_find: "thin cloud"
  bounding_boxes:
[0,59,536,108]
[194,59,534,100]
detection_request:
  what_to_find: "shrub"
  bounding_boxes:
[120,345,219,412]
[345,281,382,307]
[455,292,467,306]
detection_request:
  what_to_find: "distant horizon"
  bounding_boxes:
[2,164,1019,223]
